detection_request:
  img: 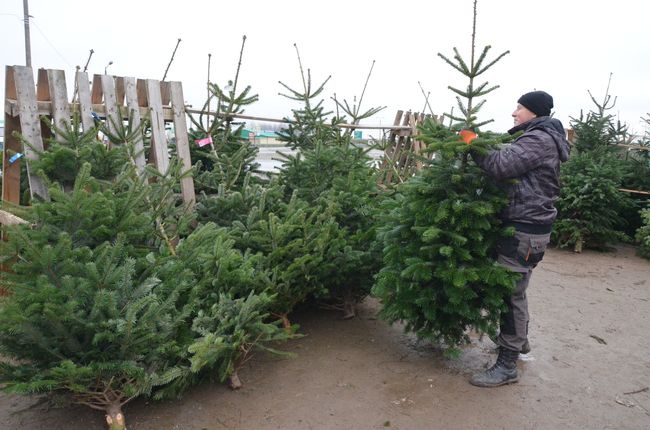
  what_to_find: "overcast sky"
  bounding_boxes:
[2,0,649,137]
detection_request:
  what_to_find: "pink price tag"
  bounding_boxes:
[195,136,213,147]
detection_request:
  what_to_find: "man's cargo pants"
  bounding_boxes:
[495,225,551,352]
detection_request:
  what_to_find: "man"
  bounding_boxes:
[469,90,571,387]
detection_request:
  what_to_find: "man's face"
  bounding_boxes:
[512,103,537,126]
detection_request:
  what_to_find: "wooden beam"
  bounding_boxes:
[6,101,412,131]
[5,99,175,121]
[184,109,411,130]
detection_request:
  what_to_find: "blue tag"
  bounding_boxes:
[8,153,24,164]
[91,112,101,121]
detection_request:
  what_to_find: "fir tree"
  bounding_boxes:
[553,77,634,251]
[276,46,384,317]
[372,0,517,350]
[188,35,262,194]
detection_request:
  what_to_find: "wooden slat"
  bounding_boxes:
[160,81,171,106]
[36,68,50,101]
[145,79,169,172]
[47,69,71,140]
[381,110,404,185]
[170,81,195,207]
[410,113,423,170]
[35,69,53,145]
[2,67,22,204]
[91,74,103,104]
[115,76,125,105]
[76,71,94,131]
[136,79,147,107]
[101,75,120,137]
[396,111,412,174]
[13,66,49,201]
[123,76,146,171]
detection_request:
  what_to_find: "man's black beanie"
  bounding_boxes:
[518,91,553,117]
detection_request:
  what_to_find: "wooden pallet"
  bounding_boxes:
[2,65,195,207]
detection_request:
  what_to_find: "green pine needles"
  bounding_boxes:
[372,122,519,349]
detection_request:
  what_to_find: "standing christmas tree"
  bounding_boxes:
[372,0,518,351]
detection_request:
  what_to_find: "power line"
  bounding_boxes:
[1,11,74,68]
[29,18,74,68]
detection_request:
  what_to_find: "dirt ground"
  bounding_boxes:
[1,245,649,429]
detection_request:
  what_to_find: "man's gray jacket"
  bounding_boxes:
[471,117,571,226]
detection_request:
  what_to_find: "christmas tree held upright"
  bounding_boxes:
[372,0,518,351]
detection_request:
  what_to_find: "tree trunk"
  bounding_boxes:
[574,238,584,253]
[228,370,243,390]
[342,289,356,320]
[105,402,126,430]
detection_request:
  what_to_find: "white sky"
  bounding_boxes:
[1,0,649,136]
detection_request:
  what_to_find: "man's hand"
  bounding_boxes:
[459,130,478,145]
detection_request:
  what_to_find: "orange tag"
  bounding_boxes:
[459,129,477,145]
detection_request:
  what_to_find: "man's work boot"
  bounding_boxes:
[470,347,519,387]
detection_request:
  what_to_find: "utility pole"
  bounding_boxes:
[23,0,32,67]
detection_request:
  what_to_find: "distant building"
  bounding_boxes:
[240,128,282,145]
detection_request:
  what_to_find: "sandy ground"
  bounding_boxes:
[1,245,649,429]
